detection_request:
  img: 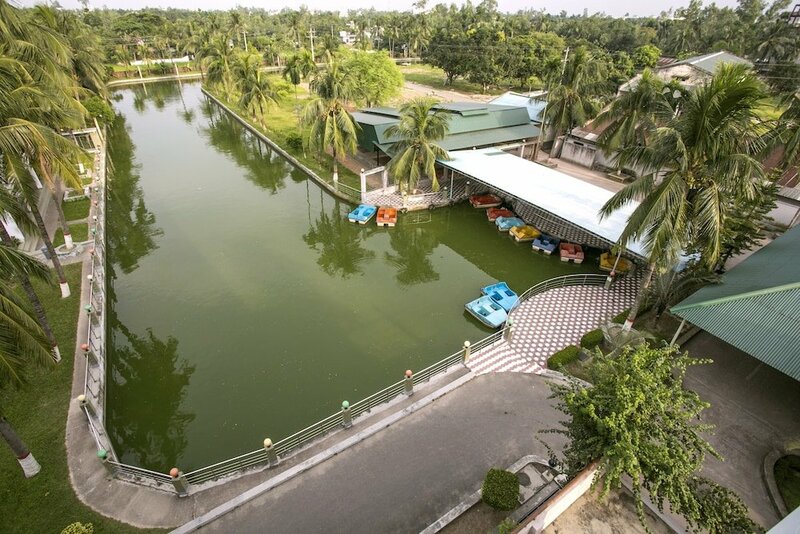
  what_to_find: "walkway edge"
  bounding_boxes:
[171,371,479,533]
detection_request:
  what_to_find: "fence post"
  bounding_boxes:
[97,449,116,478]
[604,272,614,290]
[404,370,414,396]
[462,340,471,363]
[359,168,366,202]
[504,318,514,342]
[77,394,95,417]
[263,438,279,467]
[341,401,352,429]
[170,468,190,497]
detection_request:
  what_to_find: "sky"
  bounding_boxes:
[18,0,742,18]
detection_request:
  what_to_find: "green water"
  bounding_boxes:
[106,82,600,472]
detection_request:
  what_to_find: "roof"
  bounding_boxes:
[672,225,800,380]
[376,123,541,153]
[437,148,646,257]
[489,91,547,122]
[669,50,752,74]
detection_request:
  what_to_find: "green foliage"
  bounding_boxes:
[716,180,778,269]
[775,455,800,512]
[632,44,661,68]
[61,522,94,534]
[343,50,403,107]
[548,344,759,533]
[482,469,519,511]
[61,198,90,221]
[82,96,115,125]
[548,345,580,369]
[579,329,604,349]
[53,223,89,247]
[285,133,304,152]
[497,517,517,534]
[688,477,764,533]
[611,309,630,324]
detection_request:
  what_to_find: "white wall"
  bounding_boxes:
[770,199,800,227]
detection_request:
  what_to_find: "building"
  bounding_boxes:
[352,102,541,165]
[671,224,800,381]
[619,51,752,93]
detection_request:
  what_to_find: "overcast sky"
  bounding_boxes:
[18,0,741,18]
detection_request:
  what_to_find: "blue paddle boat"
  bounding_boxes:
[495,216,526,232]
[532,233,561,255]
[465,296,508,329]
[481,282,519,312]
[347,204,377,224]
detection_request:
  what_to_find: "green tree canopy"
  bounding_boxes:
[342,50,403,107]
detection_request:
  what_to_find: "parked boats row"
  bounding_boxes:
[347,204,398,227]
[465,282,519,328]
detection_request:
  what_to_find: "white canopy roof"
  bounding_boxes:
[440,148,647,257]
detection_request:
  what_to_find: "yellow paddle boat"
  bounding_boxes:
[509,225,541,242]
[599,252,633,273]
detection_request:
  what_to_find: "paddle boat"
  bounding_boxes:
[481,282,519,312]
[509,225,541,243]
[469,194,502,209]
[486,207,515,222]
[532,234,560,255]
[559,242,585,264]
[496,217,526,232]
[465,295,508,329]
[376,206,398,227]
[599,251,633,273]
[347,204,377,224]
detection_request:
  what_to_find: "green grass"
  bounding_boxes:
[208,81,361,192]
[62,198,90,222]
[108,63,202,80]
[398,64,508,95]
[0,264,155,533]
[775,455,800,512]
[53,223,89,247]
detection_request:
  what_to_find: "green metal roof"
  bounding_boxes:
[376,123,540,153]
[671,225,800,380]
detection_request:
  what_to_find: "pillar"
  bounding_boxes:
[382,169,388,190]
[462,340,471,363]
[341,401,352,429]
[403,370,414,396]
[359,168,366,196]
[170,468,190,497]
[98,449,115,478]
[263,438,279,467]
[503,318,514,342]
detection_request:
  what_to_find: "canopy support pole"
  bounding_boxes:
[670,319,686,346]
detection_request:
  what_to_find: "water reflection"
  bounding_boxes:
[202,108,289,194]
[128,82,185,114]
[108,320,195,472]
[385,223,440,285]
[303,194,375,278]
[106,114,163,275]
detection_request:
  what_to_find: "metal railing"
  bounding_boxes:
[507,274,608,318]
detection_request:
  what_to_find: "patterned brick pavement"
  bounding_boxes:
[466,273,641,375]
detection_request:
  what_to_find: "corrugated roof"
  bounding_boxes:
[671,51,752,74]
[672,225,800,380]
[489,92,547,122]
[376,123,541,153]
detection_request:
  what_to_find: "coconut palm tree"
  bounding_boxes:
[545,47,606,158]
[600,64,767,330]
[767,91,800,179]
[234,53,284,129]
[385,98,451,193]
[301,52,360,184]
[203,34,237,99]
[0,241,54,478]
[282,54,303,100]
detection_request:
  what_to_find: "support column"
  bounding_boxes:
[520,139,526,159]
[170,468,190,497]
[382,169,388,190]
[403,370,414,396]
[462,340,471,363]
[449,170,454,200]
[263,438,279,467]
[670,319,686,346]
[341,401,352,429]
[359,168,366,202]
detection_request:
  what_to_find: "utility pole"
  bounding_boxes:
[309,27,316,59]
[560,46,570,77]
[243,30,248,52]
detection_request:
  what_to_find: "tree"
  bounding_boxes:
[203,33,237,99]
[0,242,54,478]
[282,49,315,100]
[642,266,720,323]
[233,53,285,129]
[301,52,360,184]
[548,344,760,533]
[768,92,800,180]
[343,50,403,107]
[632,44,661,69]
[600,64,767,330]
[385,98,451,193]
[545,46,607,158]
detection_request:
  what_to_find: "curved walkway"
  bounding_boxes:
[467,273,641,374]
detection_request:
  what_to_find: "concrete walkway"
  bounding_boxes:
[195,373,565,534]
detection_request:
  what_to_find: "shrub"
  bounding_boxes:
[286,133,304,152]
[548,345,580,369]
[61,523,93,534]
[612,309,630,324]
[482,469,519,511]
[497,518,517,534]
[580,328,604,349]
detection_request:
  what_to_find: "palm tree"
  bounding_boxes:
[282,54,303,100]
[600,64,767,330]
[301,52,360,185]
[385,98,451,193]
[768,91,800,180]
[234,53,284,129]
[545,47,605,158]
[203,34,237,99]
[0,241,54,478]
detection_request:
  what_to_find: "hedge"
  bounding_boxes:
[580,328,604,349]
[482,469,520,511]
[547,345,580,368]
[612,308,630,324]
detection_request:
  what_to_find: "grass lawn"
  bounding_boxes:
[62,198,90,222]
[210,79,361,192]
[0,264,156,533]
[53,223,89,247]
[775,455,800,512]
[398,64,508,96]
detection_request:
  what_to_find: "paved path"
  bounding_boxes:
[468,275,640,374]
[197,373,565,534]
